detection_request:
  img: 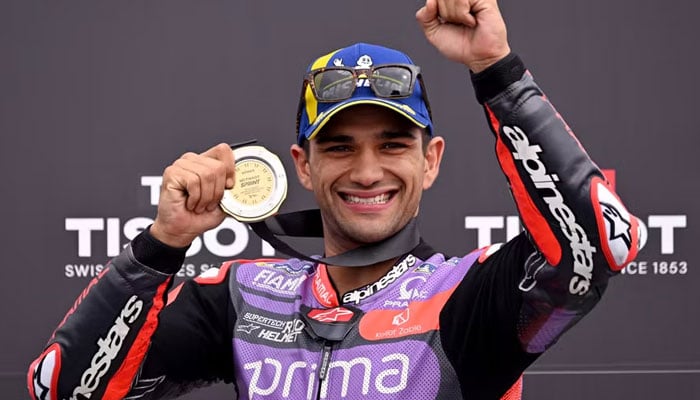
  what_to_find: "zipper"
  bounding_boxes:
[314,341,333,400]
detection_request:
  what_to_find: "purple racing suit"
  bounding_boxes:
[28,54,640,400]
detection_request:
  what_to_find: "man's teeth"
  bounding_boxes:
[344,193,390,205]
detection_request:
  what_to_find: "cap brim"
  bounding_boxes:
[304,97,431,141]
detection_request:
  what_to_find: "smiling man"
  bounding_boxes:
[29,0,640,399]
[291,101,444,293]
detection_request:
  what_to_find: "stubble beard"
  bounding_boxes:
[321,206,415,255]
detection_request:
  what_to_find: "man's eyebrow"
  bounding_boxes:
[380,130,418,140]
[315,134,354,145]
[315,130,417,144]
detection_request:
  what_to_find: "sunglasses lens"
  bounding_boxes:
[313,69,355,101]
[371,66,414,97]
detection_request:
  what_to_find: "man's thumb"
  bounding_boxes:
[416,0,439,28]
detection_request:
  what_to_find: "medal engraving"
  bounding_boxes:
[220,145,287,222]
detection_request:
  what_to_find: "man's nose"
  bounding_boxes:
[349,149,384,186]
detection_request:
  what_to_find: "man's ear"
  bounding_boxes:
[290,144,313,191]
[423,136,445,190]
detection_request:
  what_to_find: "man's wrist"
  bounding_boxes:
[470,53,526,104]
[468,50,511,74]
[150,221,197,248]
[131,226,189,274]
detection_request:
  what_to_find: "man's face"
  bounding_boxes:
[291,105,444,256]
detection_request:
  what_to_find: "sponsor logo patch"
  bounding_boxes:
[504,125,597,296]
[398,276,427,301]
[250,269,307,295]
[31,344,60,400]
[124,375,165,399]
[71,295,143,399]
[360,289,451,341]
[241,348,415,398]
[413,262,437,274]
[236,323,260,335]
[241,312,304,344]
[312,268,339,308]
[307,307,355,323]
[268,262,314,275]
[591,177,638,271]
[391,309,410,326]
[342,255,416,304]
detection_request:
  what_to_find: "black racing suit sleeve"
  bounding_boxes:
[132,262,236,398]
[440,54,640,399]
[27,228,235,400]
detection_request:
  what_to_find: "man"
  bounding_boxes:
[28,0,640,399]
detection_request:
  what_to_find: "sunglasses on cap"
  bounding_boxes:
[304,64,426,101]
[296,63,433,139]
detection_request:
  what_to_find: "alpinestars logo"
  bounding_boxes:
[124,375,165,399]
[600,202,632,248]
[31,347,58,400]
[237,323,260,334]
[342,255,417,304]
[504,125,597,296]
[71,295,144,399]
[308,307,354,323]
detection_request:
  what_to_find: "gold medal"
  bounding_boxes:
[220,145,287,222]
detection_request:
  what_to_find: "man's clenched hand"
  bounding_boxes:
[416,0,511,73]
[150,143,235,248]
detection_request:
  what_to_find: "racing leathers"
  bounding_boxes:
[28,53,640,400]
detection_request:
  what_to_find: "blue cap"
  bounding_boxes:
[296,43,433,144]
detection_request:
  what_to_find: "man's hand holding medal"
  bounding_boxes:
[150,142,287,249]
